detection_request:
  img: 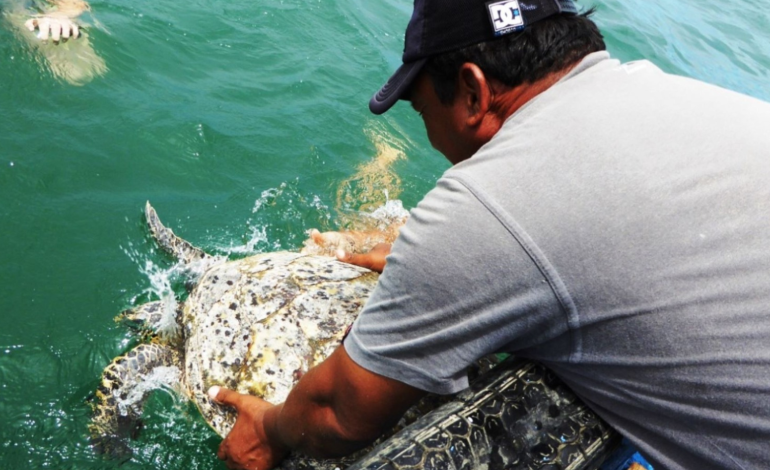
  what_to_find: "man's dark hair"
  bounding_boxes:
[424,9,605,104]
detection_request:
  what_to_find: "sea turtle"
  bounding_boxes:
[90,202,620,469]
[90,202,386,465]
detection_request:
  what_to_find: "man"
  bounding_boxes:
[212,0,770,469]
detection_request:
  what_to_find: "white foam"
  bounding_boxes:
[116,365,184,416]
[122,243,184,340]
[365,198,409,228]
[140,259,181,340]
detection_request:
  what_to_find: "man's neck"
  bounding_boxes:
[491,63,579,122]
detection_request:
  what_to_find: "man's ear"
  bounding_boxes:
[456,63,492,127]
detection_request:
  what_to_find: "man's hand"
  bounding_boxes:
[303,229,391,273]
[209,386,289,470]
[209,347,426,468]
[336,243,391,273]
[25,16,80,41]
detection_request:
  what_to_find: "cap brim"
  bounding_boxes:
[369,58,428,115]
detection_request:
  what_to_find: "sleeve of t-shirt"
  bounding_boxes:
[343,175,566,394]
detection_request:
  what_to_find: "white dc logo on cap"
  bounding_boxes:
[487,0,524,35]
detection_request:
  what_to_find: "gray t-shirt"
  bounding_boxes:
[344,51,770,469]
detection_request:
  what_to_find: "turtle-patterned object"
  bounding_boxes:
[186,250,377,435]
[90,202,378,458]
[348,358,620,470]
[90,202,620,469]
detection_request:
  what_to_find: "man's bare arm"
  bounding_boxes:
[273,344,425,454]
[212,345,426,470]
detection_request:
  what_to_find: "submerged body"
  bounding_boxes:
[1,0,106,85]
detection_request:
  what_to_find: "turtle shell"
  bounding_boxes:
[182,251,378,436]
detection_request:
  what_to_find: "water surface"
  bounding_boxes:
[1,0,768,468]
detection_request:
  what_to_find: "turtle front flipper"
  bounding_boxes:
[118,301,166,335]
[90,342,183,456]
[145,201,211,264]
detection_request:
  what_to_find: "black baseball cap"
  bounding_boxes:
[369,0,578,114]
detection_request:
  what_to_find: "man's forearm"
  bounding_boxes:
[265,346,418,458]
[213,342,426,468]
[263,394,366,458]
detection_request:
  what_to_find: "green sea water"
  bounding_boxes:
[0,0,768,468]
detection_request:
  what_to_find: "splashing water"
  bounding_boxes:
[240,180,334,251]
[122,243,222,340]
[115,366,184,417]
[336,121,407,216]
[139,259,181,340]
[224,223,270,256]
[123,173,406,342]
[362,198,409,231]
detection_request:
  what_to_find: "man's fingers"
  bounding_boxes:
[311,229,345,246]
[310,229,324,244]
[51,21,61,42]
[217,441,237,465]
[337,251,374,270]
[337,249,385,273]
[37,18,51,40]
[337,250,361,265]
[209,385,244,409]
[26,17,81,41]
[340,243,391,272]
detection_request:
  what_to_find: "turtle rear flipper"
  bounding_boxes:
[90,343,182,456]
[145,201,211,264]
